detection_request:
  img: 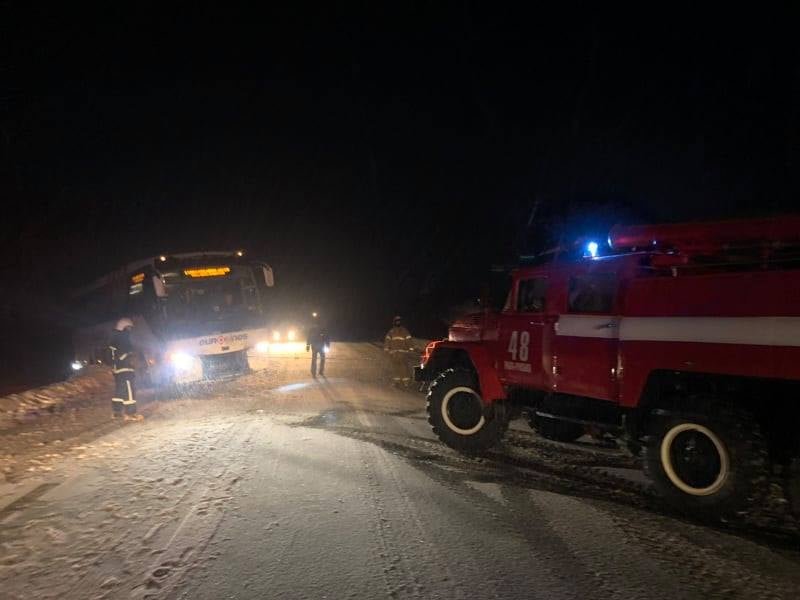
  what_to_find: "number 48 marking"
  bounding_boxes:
[507,330,530,362]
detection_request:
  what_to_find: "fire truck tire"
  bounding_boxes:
[529,415,585,442]
[427,369,506,454]
[643,409,768,516]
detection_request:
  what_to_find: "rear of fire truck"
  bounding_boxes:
[610,217,800,515]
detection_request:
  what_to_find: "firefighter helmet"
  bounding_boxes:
[393,315,402,325]
[115,318,134,331]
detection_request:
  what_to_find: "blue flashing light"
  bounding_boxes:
[586,241,599,258]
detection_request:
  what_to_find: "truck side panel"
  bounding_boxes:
[622,269,800,317]
[618,269,800,406]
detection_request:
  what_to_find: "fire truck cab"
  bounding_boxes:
[416,216,800,515]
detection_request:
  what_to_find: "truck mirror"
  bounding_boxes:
[263,266,275,287]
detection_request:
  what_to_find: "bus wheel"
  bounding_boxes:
[643,407,767,517]
[426,369,506,454]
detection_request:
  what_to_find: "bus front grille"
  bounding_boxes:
[200,351,249,379]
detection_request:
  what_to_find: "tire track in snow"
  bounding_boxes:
[304,401,690,598]
[344,384,558,599]
[129,419,253,599]
[351,401,503,599]
[60,419,246,599]
[308,396,800,599]
[379,454,594,599]
[598,500,800,599]
[349,399,426,599]
[502,486,684,599]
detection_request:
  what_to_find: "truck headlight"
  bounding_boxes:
[71,360,84,371]
[256,341,270,353]
[287,329,296,341]
[171,352,195,371]
[272,331,281,341]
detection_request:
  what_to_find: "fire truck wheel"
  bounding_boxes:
[644,410,767,516]
[427,369,506,454]
[529,415,585,442]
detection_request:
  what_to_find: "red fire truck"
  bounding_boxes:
[415,216,800,515]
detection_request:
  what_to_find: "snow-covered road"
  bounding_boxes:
[2,343,799,599]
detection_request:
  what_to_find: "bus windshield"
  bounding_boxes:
[162,266,262,337]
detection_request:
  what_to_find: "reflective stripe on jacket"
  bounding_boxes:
[384,326,413,353]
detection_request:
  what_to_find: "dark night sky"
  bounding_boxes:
[2,4,799,380]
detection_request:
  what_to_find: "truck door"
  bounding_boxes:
[550,271,619,402]
[499,276,548,388]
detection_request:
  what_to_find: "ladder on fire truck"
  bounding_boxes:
[521,215,800,269]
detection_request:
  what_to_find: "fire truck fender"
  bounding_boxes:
[429,342,506,403]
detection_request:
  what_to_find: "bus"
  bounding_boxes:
[70,251,287,385]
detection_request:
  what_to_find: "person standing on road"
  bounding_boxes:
[109,318,143,421]
[384,315,414,387]
[306,313,330,378]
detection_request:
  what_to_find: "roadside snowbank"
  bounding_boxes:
[0,367,112,430]
[0,339,433,430]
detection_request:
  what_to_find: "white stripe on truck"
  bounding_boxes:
[554,315,620,339]
[555,315,800,347]
[619,316,800,347]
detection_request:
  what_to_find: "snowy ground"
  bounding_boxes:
[2,343,800,599]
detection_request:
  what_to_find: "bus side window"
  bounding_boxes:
[127,274,162,327]
[242,271,261,313]
[128,283,144,315]
[244,287,259,312]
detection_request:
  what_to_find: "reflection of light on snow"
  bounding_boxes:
[276,382,312,392]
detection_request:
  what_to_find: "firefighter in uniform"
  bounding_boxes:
[306,313,330,378]
[110,318,142,421]
[384,315,414,387]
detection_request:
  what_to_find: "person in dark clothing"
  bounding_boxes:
[109,317,142,421]
[384,315,414,386]
[306,314,330,378]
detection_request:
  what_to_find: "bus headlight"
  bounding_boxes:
[256,341,270,353]
[171,352,195,371]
